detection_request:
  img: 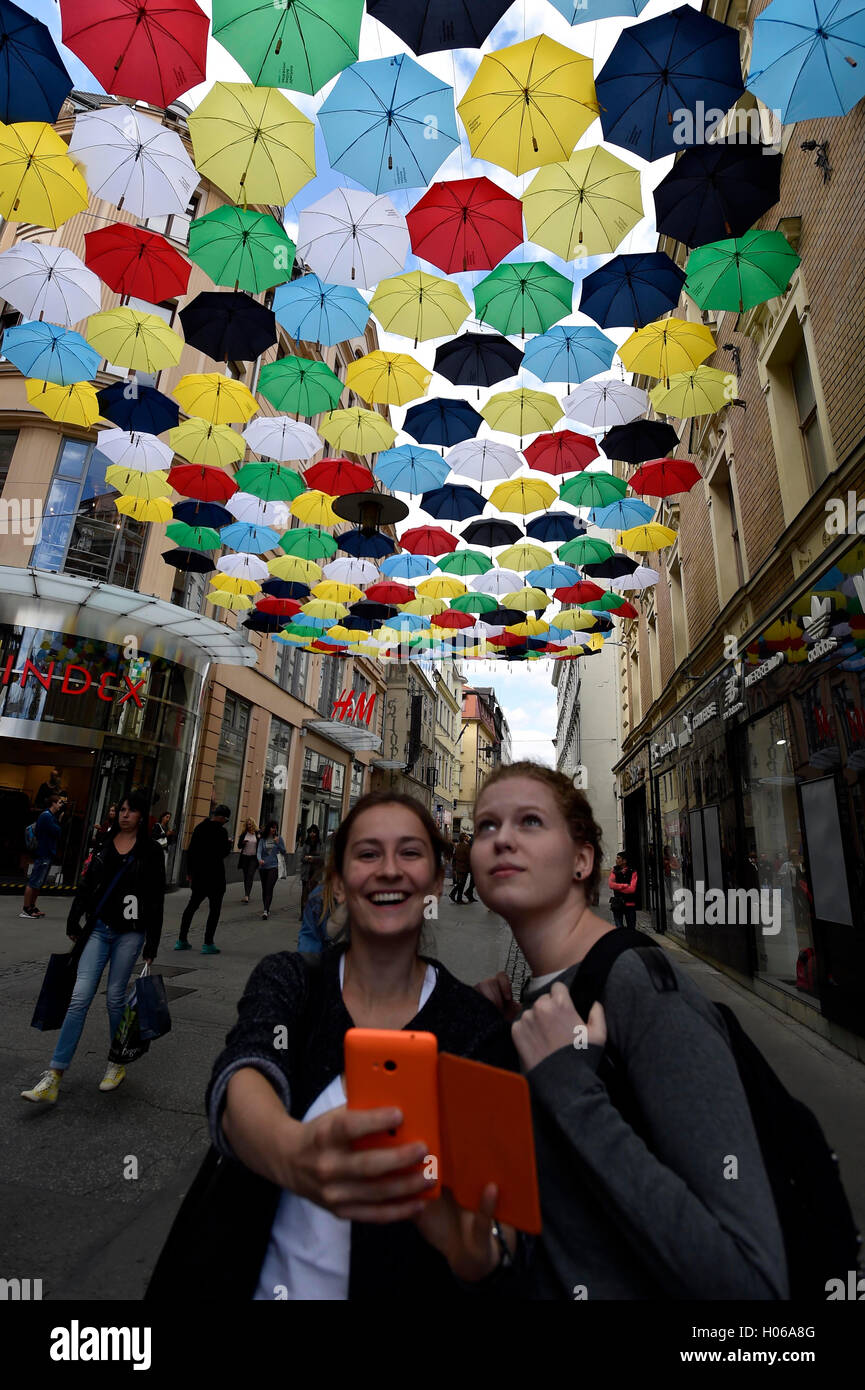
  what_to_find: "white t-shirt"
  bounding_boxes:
[253,955,437,1301]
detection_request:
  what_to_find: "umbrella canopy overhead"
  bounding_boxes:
[170,417,246,467]
[563,380,648,431]
[0,0,72,123]
[524,429,599,476]
[399,524,459,555]
[650,366,737,419]
[369,270,469,344]
[474,261,573,338]
[629,458,702,497]
[98,382,179,435]
[297,187,409,288]
[179,291,277,363]
[173,372,258,423]
[578,252,686,330]
[235,461,306,503]
[375,444,449,493]
[258,357,343,417]
[367,0,513,53]
[601,418,680,465]
[447,438,522,484]
[85,307,183,373]
[68,105,198,217]
[212,0,362,94]
[481,388,563,439]
[461,518,523,547]
[244,417,322,463]
[273,273,369,345]
[560,470,627,508]
[746,0,865,122]
[188,82,315,204]
[684,229,801,314]
[522,325,616,389]
[618,317,716,384]
[62,0,208,107]
[403,396,483,447]
[346,350,431,406]
[0,121,87,227]
[653,138,783,248]
[433,332,523,393]
[84,224,191,303]
[2,321,99,385]
[26,378,99,427]
[188,206,295,293]
[420,483,486,522]
[522,145,643,260]
[319,407,397,454]
[407,176,523,273]
[590,498,656,530]
[525,511,586,543]
[490,477,558,515]
[304,458,374,495]
[0,242,100,325]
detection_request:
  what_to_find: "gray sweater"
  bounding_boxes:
[522,951,790,1300]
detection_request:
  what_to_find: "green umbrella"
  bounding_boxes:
[259,357,343,417]
[165,521,221,550]
[684,229,801,314]
[280,622,321,641]
[188,206,296,293]
[581,591,628,611]
[474,262,574,339]
[436,549,494,577]
[560,471,628,508]
[212,0,363,96]
[558,535,615,565]
[278,526,338,560]
[235,460,306,501]
[450,591,499,615]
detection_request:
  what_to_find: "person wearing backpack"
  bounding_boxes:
[21,794,64,919]
[608,851,637,929]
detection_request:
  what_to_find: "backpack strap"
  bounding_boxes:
[569,928,677,1019]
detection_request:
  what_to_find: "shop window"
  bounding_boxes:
[790,339,829,488]
[0,429,19,493]
[31,436,144,589]
[260,714,292,832]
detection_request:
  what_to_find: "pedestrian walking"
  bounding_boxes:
[257,820,288,919]
[609,851,638,929]
[34,768,64,810]
[21,793,64,919]
[298,824,323,917]
[175,805,231,955]
[237,818,260,902]
[449,832,471,902]
[464,834,477,902]
[151,811,175,869]
[20,791,165,1104]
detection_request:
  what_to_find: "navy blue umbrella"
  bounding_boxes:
[172,499,233,529]
[0,0,72,123]
[653,138,782,248]
[367,0,513,54]
[526,512,587,543]
[348,601,398,624]
[434,331,524,399]
[97,382,180,434]
[261,578,311,600]
[595,5,744,163]
[461,518,522,547]
[480,606,526,626]
[601,419,679,465]
[582,555,639,579]
[404,396,483,449]
[243,612,284,633]
[578,252,686,330]
[338,529,396,559]
[420,483,486,522]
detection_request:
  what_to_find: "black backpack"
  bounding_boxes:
[568,929,861,1301]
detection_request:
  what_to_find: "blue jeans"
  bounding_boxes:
[50,920,145,1071]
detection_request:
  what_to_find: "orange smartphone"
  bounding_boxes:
[438,1052,542,1234]
[344,1028,441,1198]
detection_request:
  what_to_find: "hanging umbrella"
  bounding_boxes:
[209,590,254,611]
[268,553,323,583]
[457,35,598,176]
[264,577,312,599]
[489,477,558,516]
[212,0,362,94]
[370,270,469,345]
[404,397,483,448]
[25,378,99,427]
[290,490,340,527]
[433,332,523,397]
[563,380,648,431]
[188,206,295,294]
[523,146,643,260]
[431,608,476,631]
[558,534,615,566]
[318,53,459,195]
[179,291,277,363]
[366,0,512,54]
[97,428,173,473]
[619,523,677,551]
[62,0,207,107]
[524,429,598,476]
[375,445,448,493]
[554,578,605,603]
[420,483,486,522]
[471,567,525,594]
[578,252,686,330]
[401,594,448,616]
[244,610,286,632]
[174,373,258,425]
[417,575,467,600]
[296,188,409,288]
[436,550,493,577]
[235,461,306,502]
[399,525,458,556]
[0,243,100,326]
[170,418,245,468]
[580,550,636,577]
[302,598,350,622]
[163,548,216,574]
[595,5,744,162]
[406,176,523,273]
[601,419,680,465]
[273,273,369,345]
[319,408,396,455]
[684,229,801,314]
[279,528,338,561]
[365,580,415,604]
[115,494,173,523]
[86,307,183,374]
[653,139,783,248]
[618,318,716,385]
[502,587,551,612]
[522,325,616,391]
[98,382,179,435]
[104,465,171,500]
[650,366,737,419]
[188,82,315,205]
[482,389,562,439]
[629,458,702,497]
[338,529,397,559]
[346,350,431,406]
[166,520,221,550]
[0,0,72,123]
[381,552,435,579]
[255,595,302,617]
[2,322,99,385]
[525,512,586,543]
[323,557,380,585]
[495,542,555,572]
[258,357,343,417]
[304,458,374,495]
[555,607,603,632]
[746,0,865,122]
[560,471,627,508]
[461,518,523,547]
[0,121,87,227]
[68,105,198,218]
[84,224,191,304]
[610,564,660,591]
[474,262,573,338]
[243,417,321,463]
[451,589,498,614]
[220,521,281,553]
[479,605,527,626]
[168,463,238,502]
[447,439,521,484]
[590,498,656,530]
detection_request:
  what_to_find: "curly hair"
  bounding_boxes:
[474,760,603,896]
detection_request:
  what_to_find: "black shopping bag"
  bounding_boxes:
[31,950,78,1031]
[136,970,171,1041]
[108,982,150,1064]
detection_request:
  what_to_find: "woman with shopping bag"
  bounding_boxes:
[256,820,288,920]
[20,790,166,1105]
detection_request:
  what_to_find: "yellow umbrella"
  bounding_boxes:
[208,590,254,610]
[619,318,716,385]
[489,476,558,514]
[318,408,397,455]
[417,576,466,600]
[507,616,550,636]
[503,587,550,612]
[25,378,99,427]
[482,389,562,440]
[326,625,367,643]
[104,466,171,499]
[267,553,323,583]
[173,373,258,424]
[187,82,316,205]
[290,490,340,527]
[496,541,553,571]
[618,523,677,550]
[649,365,737,418]
[522,146,643,260]
[457,36,598,177]
[114,494,173,523]
[369,272,470,346]
[302,598,349,621]
[346,351,431,407]
[0,121,87,227]
[556,607,599,631]
[400,596,448,616]
[210,573,260,594]
[86,308,183,373]
[169,418,245,468]
[312,581,363,603]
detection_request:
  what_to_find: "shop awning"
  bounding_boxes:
[303,718,381,753]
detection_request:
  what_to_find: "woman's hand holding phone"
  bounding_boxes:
[414,1183,515,1282]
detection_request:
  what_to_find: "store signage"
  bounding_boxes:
[744,652,785,687]
[682,700,718,735]
[651,731,678,760]
[721,667,745,720]
[331,688,377,727]
[0,657,146,707]
[807,636,838,663]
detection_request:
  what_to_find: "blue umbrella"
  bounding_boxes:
[578,252,686,330]
[550,0,650,22]
[526,512,586,543]
[262,579,311,600]
[0,0,72,123]
[273,273,370,346]
[420,483,486,522]
[385,612,430,631]
[527,563,583,588]
[404,396,483,448]
[219,522,280,554]
[746,0,865,121]
[375,445,449,493]
[318,53,459,195]
[3,320,99,385]
[338,529,397,559]
[98,382,180,434]
[590,498,656,530]
[596,5,744,162]
[174,500,233,529]
[522,325,616,390]
[380,552,435,579]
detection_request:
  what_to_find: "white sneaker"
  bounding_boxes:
[262,910,269,919]
[21,1069,61,1103]
[99,1064,126,1092]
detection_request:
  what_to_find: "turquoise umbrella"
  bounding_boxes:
[746,0,865,121]
[273,273,369,345]
[3,320,99,384]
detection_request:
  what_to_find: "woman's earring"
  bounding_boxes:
[574,871,582,880]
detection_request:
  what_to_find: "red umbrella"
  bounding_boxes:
[487,631,526,648]
[407,177,524,274]
[609,599,638,619]
[629,458,701,497]
[398,526,458,556]
[554,580,605,604]
[62,0,209,109]
[255,597,302,617]
[303,458,375,496]
[365,581,416,604]
[310,640,347,654]
[167,465,237,502]
[431,609,475,629]
[84,225,191,303]
[524,429,599,476]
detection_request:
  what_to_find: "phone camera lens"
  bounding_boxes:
[384,1059,397,1071]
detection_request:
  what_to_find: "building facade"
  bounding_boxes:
[369,661,439,809]
[552,640,622,889]
[454,685,512,832]
[432,663,464,838]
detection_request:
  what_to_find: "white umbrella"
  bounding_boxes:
[563,381,648,432]
[472,568,523,595]
[243,417,323,462]
[0,242,101,325]
[68,107,199,218]
[297,188,409,289]
[447,439,522,484]
[611,565,659,592]
[96,428,173,473]
[225,493,288,527]
[216,553,269,581]
[323,557,379,586]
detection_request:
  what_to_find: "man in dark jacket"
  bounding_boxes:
[176,805,231,955]
[449,833,472,904]
[21,794,64,918]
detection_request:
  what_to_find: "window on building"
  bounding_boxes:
[276,643,311,701]
[170,565,209,615]
[318,655,342,717]
[727,475,745,587]
[0,430,19,493]
[0,306,22,349]
[213,692,250,817]
[708,457,746,605]
[668,553,688,669]
[790,339,829,488]
[31,436,145,588]
[141,191,201,247]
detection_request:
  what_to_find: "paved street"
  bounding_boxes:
[1,884,863,1300]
